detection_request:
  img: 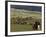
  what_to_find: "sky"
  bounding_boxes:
[11,5,42,12]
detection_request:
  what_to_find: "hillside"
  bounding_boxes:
[10,8,41,19]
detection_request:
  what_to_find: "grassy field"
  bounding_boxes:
[11,24,32,32]
[10,9,41,32]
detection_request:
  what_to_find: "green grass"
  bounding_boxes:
[11,24,32,32]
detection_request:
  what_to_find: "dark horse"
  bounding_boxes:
[32,21,41,30]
